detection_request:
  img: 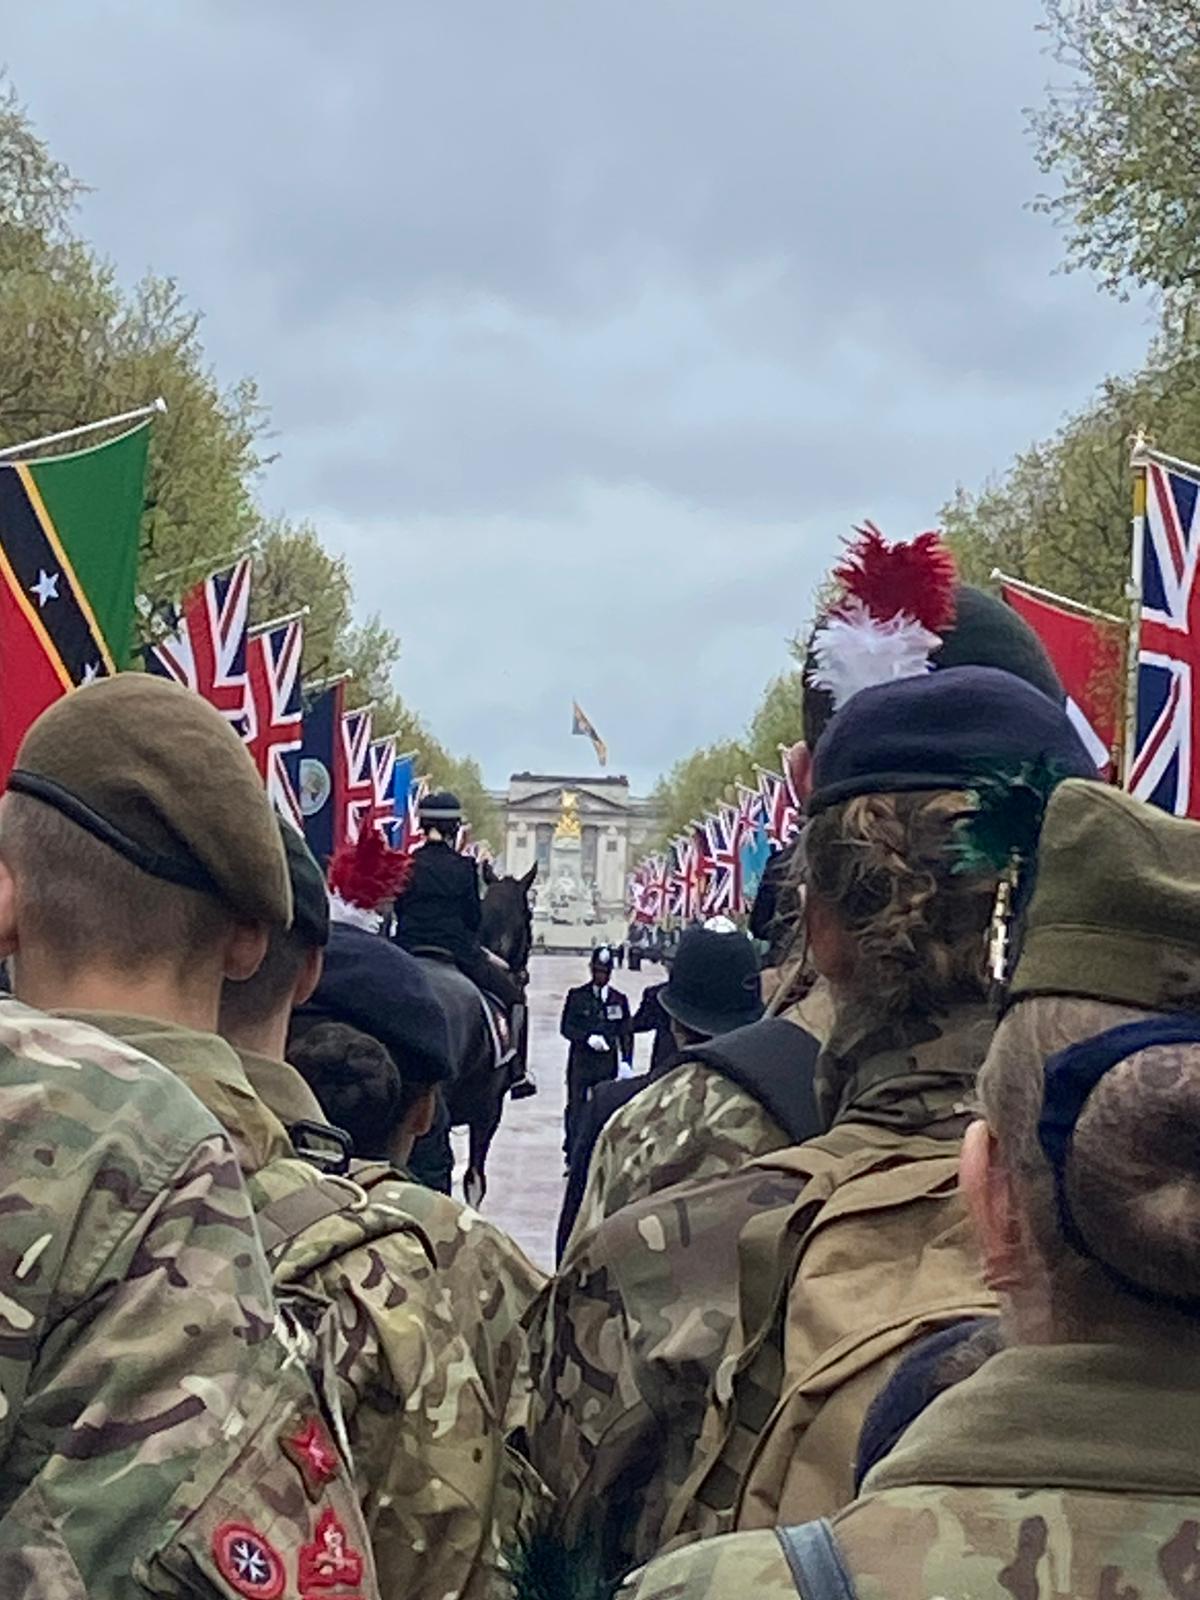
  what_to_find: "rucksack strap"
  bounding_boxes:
[775,1521,858,1600]
[256,1177,359,1257]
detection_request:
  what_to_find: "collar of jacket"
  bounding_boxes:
[864,1340,1200,1498]
[52,1010,294,1175]
[816,1001,994,1134]
[235,1047,327,1129]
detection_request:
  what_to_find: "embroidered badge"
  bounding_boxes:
[298,1508,366,1590]
[212,1523,286,1599]
[282,1415,341,1502]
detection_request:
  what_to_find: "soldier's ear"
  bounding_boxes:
[960,1120,1025,1295]
[225,921,270,983]
[0,859,18,960]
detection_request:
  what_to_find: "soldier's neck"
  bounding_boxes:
[14,959,221,1036]
[220,1012,288,1064]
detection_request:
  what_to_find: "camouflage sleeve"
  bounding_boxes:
[0,1129,278,1596]
[566,1064,785,1253]
[617,1530,797,1600]
[524,1222,674,1582]
[330,1230,520,1600]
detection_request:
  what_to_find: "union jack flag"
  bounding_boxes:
[368,736,397,838]
[649,853,672,922]
[400,773,429,854]
[145,557,253,739]
[340,705,374,845]
[703,811,736,916]
[1130,453,1200,817]
[758,767,800,850]
[247,619,304,830]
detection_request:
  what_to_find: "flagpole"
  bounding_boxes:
[152,545,255,587]
[990,569,1126,626]
[248,606,311,635]
[306,671,353,693]
[1123,432,1150,790]
[0,397,168,461]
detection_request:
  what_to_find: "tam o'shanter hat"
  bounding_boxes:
[327,827,412,933]
[1009,780,1200,1012]
[802,524,1066,746]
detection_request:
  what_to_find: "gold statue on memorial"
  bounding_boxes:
[555,789,582,841]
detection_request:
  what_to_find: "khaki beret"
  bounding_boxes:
[8,675,292,928]
[1010,779,1200,1011]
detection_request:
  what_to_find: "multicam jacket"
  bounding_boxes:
[0,1000,374,1599]
[242,1049,549,1434]
[565,988,833,1254]
[525,1003,995,1583]
[621,1342,1200,1600]
[64,1014,513,1600]
[565,1060,791,1252]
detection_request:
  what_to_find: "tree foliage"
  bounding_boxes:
[0,81,498,839]
[1031,0,1200,301]
[649,671,804,846]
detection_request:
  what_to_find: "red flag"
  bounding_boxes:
[1000,583,1126,779]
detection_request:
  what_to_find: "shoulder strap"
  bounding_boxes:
[256,1176,359,1256]
[688,1018,822,1143]
[775,1521,858,1600]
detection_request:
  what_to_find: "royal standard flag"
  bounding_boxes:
[0,422,147,779]
[571,700,608,767]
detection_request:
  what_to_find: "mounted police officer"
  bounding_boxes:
[393,791,522,1011]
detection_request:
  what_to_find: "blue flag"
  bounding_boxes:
[739,818,772,908]
[392,754,414,844]
[299,684,343,864]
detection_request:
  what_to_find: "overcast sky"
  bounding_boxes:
[7,2,1153,791]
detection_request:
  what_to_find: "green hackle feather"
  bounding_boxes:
[952,757,1067,877]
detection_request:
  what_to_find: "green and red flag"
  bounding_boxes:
[0,422,147,779]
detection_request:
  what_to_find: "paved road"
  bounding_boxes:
[454,952,662,1268]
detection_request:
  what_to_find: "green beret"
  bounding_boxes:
[9,675,292,928]
[1010,779,1200,1011]
[280,821,330,947]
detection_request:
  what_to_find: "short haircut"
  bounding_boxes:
[0,792,232,975]
[219,924,312,1035]
[288,1019,427,1160]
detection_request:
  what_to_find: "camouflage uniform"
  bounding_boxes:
[566,984,834,1252]
[240,1047,549,1435]
[0,999,373,1599]
[566,1060,791,1250]
[65,1012,520,1600]
[525,1004,994,1582]
[620,1342,1200,1600]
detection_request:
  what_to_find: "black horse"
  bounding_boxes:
[415,864,536,1206]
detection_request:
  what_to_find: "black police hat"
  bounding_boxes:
[659,925,764,1038]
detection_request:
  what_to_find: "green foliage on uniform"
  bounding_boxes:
[507,1529,618,1600]
[1031,0,1200,302]
[952,758,1064,877]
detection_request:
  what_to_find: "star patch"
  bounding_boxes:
[212,1523,285,1599]
[298,1507,366,1590]
[282,1415,341,1502]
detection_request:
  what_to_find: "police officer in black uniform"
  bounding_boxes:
[560,946,633,1161]
[393,791,522,1011]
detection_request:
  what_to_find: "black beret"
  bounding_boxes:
[280,823,330,948]
[293,923,452,1085]
[802,583,1067,748]
[9,675,291,925]
[808,665,1094,815]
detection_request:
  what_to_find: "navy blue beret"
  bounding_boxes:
[808,665,1095,815]
[292,923,452,1086]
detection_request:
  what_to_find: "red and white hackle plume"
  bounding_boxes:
[809,523,957,710]
[327,827,413,933]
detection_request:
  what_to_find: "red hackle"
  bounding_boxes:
[833,523,958,634]
[327,826,413,911]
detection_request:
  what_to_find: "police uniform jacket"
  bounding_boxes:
[560,982,633,1074]
[394,841,482,964]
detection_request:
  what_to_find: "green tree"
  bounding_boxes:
[0,79,495,831]
[1031,0,1200,301]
